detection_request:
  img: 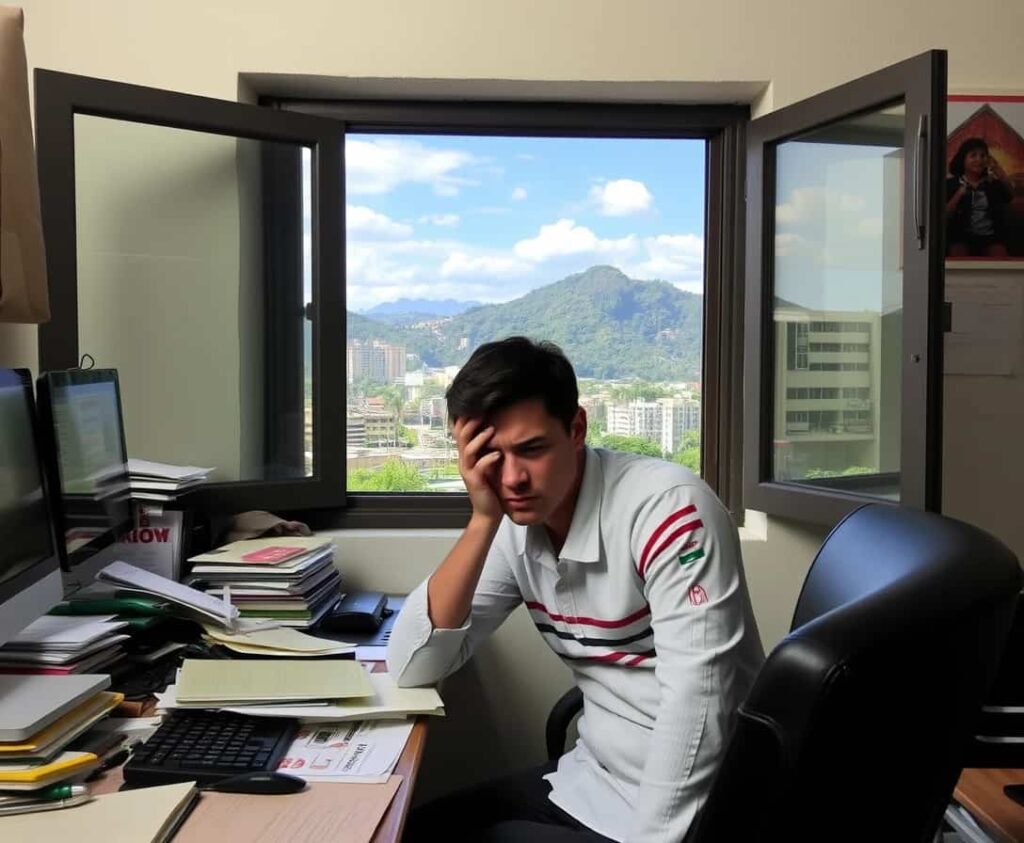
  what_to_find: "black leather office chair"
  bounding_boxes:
[545,504,1021,842]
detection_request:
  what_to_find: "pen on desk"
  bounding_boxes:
[0,788,92,816]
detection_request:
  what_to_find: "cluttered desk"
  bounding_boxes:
[0,367,441,841]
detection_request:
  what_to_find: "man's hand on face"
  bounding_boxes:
[453,417,504,523]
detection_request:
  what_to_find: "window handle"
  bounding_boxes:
[914,114,927,250]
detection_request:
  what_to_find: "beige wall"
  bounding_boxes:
[2,0,1022,799]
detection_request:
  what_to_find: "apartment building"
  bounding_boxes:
[346,339,407,384]
[772,303,893,482]
[606,397,700,455]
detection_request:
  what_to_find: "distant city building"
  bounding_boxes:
[346,414,367,447]
[420,396,448,428]
[347,339,407,384]
[772,304,886,481]
[606,397,699,454]
[347,408,397,446]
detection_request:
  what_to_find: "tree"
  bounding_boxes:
[347,458,428,492]
[672,429,701,473]
[595,433,662,458]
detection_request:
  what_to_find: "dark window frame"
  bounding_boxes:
[272,98,749,528]
[743,50,947,525]
[33,69,348,512]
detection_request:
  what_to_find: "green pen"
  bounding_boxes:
[36,783,89,801]
[0,785,92,816]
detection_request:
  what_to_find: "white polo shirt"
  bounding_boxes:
[387,447,764,843]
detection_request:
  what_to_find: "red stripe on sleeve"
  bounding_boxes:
[639,519,704,579]
[638,504,697,574]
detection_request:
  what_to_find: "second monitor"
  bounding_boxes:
[36,367,132,594]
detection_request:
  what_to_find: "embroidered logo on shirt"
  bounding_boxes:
[678,548,705,566]
[688,585,708,606]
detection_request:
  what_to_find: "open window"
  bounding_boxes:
[34,70,346,512]
[743,51,947,524]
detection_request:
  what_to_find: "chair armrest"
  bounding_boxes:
[546,686,583,761]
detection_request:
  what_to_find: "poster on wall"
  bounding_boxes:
[946,94,1024,268]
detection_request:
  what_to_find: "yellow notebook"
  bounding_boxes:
[0,750,98,790]
[0,691,123,759]
[175,658,372,704]
[0,781,198,842]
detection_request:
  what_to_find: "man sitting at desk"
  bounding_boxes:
[388,337,764,843]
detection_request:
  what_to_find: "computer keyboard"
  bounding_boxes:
[122,709,299,788]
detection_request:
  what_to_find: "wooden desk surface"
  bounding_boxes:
[91,717,426,843]
[91,657,429,843]
[955,768,1024,843]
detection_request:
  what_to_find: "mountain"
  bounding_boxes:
[344,266,702,381]
[361,298,482,325]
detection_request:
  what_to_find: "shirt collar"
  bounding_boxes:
[553,446,603,563]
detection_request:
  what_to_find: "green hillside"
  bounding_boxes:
[345,265,703,381]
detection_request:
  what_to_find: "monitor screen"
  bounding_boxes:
[0,369,61,645]
[36,369,132,575]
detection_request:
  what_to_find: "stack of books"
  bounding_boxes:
[0,686,124,792]
[186,537,342,628]
[127,458,212,503]
[0,615,130,676]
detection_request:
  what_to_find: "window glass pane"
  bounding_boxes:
[74,115,312,482]
[771,103,904,500]
[343,134,706,492]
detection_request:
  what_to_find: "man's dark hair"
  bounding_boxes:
[446,336,579,432]
[950,137,989,178]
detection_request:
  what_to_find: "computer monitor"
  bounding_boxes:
[35,368,132,593]
[0,368,62,646]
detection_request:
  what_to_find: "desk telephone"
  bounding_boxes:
[318,591,391,634]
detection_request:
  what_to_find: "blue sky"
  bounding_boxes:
[335,133,707,311]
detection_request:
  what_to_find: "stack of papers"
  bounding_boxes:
[95,561,239,628]
[157,670,444,722]
[128,458,212,503]
[173,659,373,706]
[278,718,416,783]
[202,623,355,658]
[0,691,123,763]
[186,536,342,628]
[0,615,130,676]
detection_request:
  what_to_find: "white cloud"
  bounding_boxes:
[346,138,477,196]
[776,187,825,225]
[513,219,637,262]
[511,186,528,201]
[440,251,532,278]
[622,233,704,293]
[419,213,460,227]
[346,205,413,240]
[589,179,654,216]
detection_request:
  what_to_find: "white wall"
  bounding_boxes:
[2,0,1023,799]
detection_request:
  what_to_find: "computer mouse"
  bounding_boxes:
[206,771,306,795]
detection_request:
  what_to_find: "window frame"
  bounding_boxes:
[34,69,348,512]
[272,97,749,528]
[742,50,947,525]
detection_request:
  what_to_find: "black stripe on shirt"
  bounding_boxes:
[533,622,653,648]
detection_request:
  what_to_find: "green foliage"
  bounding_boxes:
[803,466,876,479]
[347,458,428,492]
[398,425,418,447]
[609,382,672,402]
[672,428,702,473]
[585,418,606,447]
[345,266,703,381]
[594,434,662,458]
